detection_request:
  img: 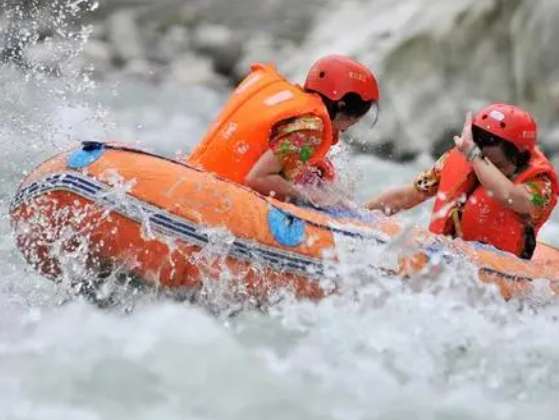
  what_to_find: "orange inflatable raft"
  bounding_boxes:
[9,142,559,301]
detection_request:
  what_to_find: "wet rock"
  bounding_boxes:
[192,24,231,52]
[191,24,242,77]
[107,9,144,65]
[61,0,328,84]
[286,0,559,159]
[10,0,559,161]
[233,33,291,82]
[188,0,328,44]
[551,151,559,170]
[151,25,191,65]
[170,53,226,88]
[510,0,559,152]
[121,58,154,79]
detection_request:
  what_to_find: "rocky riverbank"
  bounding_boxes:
[2,0,559,161]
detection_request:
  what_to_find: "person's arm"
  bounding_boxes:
[365,151,449,215]
[365,185,430,215]
[469,156,534,216]
[246,115,332,202]
[454,112,535,217]
[245,149,302,200]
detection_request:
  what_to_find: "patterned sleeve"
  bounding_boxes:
[523,174,555,225]
[413,151,450,196]
[269,115,324,181]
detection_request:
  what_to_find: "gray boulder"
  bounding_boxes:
[106,8,144,65]
[170,53,227,88]
[191,24,242,77]
[285,0,559,159]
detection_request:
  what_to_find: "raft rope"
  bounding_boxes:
[11,172,326,276]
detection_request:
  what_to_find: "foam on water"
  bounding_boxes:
[2,3,559,419]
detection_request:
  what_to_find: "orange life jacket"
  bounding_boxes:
[429,147,558,258]
[187,63,335,185]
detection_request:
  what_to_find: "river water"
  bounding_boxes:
[2,12,559,420]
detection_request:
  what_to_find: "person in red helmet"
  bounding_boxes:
[187,55,380,204]
[366,104,558,259]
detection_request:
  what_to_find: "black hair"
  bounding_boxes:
[317,92,373,120]
[472,125,530,170]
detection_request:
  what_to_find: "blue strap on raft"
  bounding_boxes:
[268,207,306,247]
[67,141,105,169]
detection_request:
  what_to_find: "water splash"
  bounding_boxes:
[2,2,559,419]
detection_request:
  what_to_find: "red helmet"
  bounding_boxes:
[472,103,537,152]
[304,55,380,102]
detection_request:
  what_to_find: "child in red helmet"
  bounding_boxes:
[366,104,558,259]
[188,55,380,205]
